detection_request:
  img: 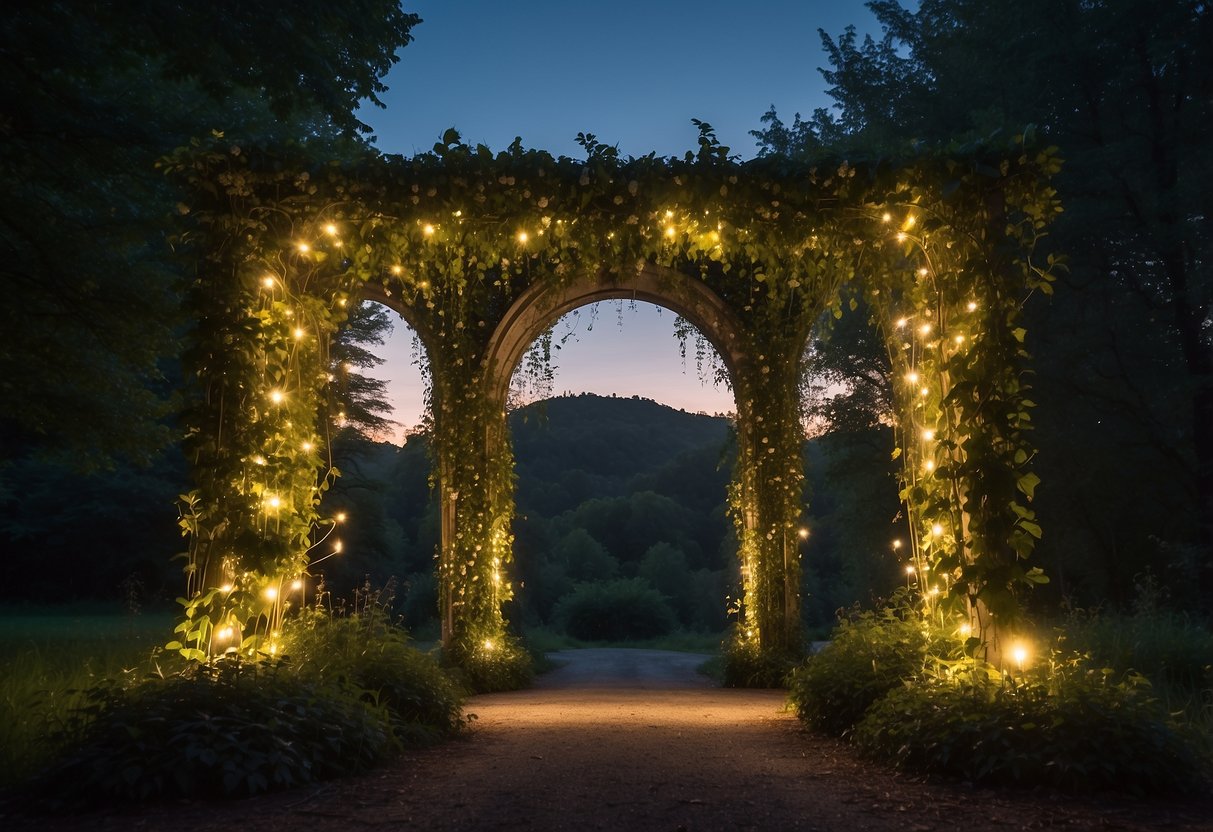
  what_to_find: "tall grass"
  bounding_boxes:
[0,606,174,786]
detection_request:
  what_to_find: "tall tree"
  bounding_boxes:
[0,1,419,468]
[756,0,1213,607]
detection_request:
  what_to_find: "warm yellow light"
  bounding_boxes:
[917,267,928,276]
[896,317,908,329]
[264,586,278,601]
[922,429,935,441]
[959,622,972,637]
[217,626,234,642]
[423,224,435,236]
[267,495,281,509]
[483,639,495,651]
[798,527,809,539]
[929,586,940,596]
[333,540,343,554]
[262,276,275,289]
[335,512,347,523]
[270,390,284,404]
[903,215,916,229]
[954,335,965,345]
[253,454,267,466]
[919,323,932,335]
[290,579,303,592]
[391,265,403,275]
[892,539,903,550]
[967,301,978,312]
[220,583,233,594]
[920,387,930,397]
[896,232,907,242]
[324,223,338,236]
[905,565,916,575]
[517,231,528,244]
[881,212,892,223]
[1011,642,1029,669]
[906,371,919,383]
[297,242,310,253]
[293,327,304,340]
[665,226,676,238]
[664,209,674,219]
[931,523,944,536]
[924,460,935,472]
[302,441,313,452]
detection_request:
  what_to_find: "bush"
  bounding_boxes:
[282,608,466,741]
[30,661,395,807]
[788,605,934,735]
[722,634,801,688]
[444,633,535,694]
[552,578,677,641]
[854,661,1209,795]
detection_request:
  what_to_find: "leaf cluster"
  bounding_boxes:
[552,577,679,642]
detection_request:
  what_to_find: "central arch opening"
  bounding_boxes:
[503,297,740,645]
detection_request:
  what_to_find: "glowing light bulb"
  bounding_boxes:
[959,622,972,637]
[665,226,676,238]
[929,586,940,596]
[294,327,304,339]
[333,540,343,554]
[896,318,908,329]
[517,231,528,243]
[919,323,932,336]
[262,276,275,289]
[1011,643,1029,669]
[291,579,303,592]
[423,224,435,236]
[335,512,347,523]
[324,223,337,235]
[264,586,278,601]
[906,371,919,383]
[270,390,284,404]
[391,265,403,275]
[954,335,965,345]
[302,441,313,452]
[923,429,935,441]
[664,210,674,219]
[220,583,233,594]
[798,527,809,539]
[920,387,930,397]
[903,215,916,229]
[267,495,281,509]
[931,523,944,536]
[892,539,903,550]
[483,639,495,651]
[297,242,310,253]
[217,626,234,642]
[917,267,928,276]
[881,212,892,223]
[967,301,978,312]
[924,460,935,472]
[896,232,907,242]
[905,565,916,575]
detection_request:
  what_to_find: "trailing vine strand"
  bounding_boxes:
[163,125,1061,675]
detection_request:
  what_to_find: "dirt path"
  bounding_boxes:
[9,648,1213,831]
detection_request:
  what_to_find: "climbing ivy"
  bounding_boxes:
[163,124,1061,676]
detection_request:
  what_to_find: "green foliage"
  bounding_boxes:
[282,607,466,741]
[787,603,935,732]
[721,634,801,688]
[553,578,678,641]
[854,662,1208,795]
[29,660,395,807]
[444,633,534,694]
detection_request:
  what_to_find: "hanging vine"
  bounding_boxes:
[163,125,1062,677]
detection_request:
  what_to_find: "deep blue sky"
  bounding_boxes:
[360,0,883,438]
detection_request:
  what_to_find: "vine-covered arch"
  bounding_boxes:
[166,129,1061,682]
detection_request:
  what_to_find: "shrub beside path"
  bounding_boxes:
[10,648,1213,831]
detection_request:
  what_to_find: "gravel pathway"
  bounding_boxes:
[8,648,1212,831]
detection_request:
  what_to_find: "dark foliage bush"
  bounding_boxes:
[31,661,394,807]
[722,635,801,688]
[787,605,933,735]
[552,578,677,641]
[282,608,467,740]
[854,665,1209,795]
[444,633,535,694]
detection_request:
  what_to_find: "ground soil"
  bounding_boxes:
[6,648,1212,831]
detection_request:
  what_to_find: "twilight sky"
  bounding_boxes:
[359,0,881,439]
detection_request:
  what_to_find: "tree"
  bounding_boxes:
[0,1,419,468]
[757,0,1213,608]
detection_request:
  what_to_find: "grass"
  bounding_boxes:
[0,604,176,787]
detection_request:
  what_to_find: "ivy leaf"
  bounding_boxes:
[1016,472,1041,500]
